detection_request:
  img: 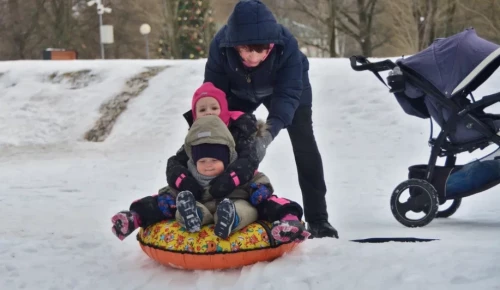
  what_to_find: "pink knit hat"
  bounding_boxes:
[191,82,230,125]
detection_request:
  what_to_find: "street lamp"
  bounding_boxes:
[140,24,151,59]
[87,0,112,59]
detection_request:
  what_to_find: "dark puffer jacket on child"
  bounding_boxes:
[171,115,262,236]
[172,115,308,240]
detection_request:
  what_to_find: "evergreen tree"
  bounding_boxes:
[158,0,215,59]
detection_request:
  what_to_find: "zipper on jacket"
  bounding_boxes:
[245,70,258,98]
[236,67,251,84]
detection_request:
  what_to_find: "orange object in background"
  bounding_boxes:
[43,49,78,60]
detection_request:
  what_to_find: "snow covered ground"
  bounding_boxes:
[1,58,500,290]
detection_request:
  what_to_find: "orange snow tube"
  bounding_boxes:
[137,220,299,270]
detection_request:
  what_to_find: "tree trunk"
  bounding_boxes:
[7,0,24,58]
[50,0,75,48]
[328,0,338,57]
[426,0,438,46]
[163,0,181,58]
[444,0,457,36]
[412,0,437,50]
[356,0,377,56]
[412,0,425,50]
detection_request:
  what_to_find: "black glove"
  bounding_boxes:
[177,175,203,200]
[231,113,258,138]
[167,162,204,200]
[209,159,256,198]
[208,171,237,199]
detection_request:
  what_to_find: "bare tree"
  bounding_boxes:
[160,0,181,58]
[411,0,439,50]
[288,0,330,56]
[42,0,79,48]
[2,0,47,59]
[337,0,390,56]
[444,0,457,36]
[384,0,457,55]
[456,0,500,38]
[290,0,387,57]
[491,0,500,42]
[328,0,338,57]
[290,0,339,56]
[2,0,499,60]
[383,0,419,54]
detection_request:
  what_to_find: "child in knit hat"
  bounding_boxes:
[173,115,258,238]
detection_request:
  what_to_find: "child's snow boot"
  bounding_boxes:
[176,190,202,233]
[111,210,141,241]
[271,214,311,243]
[214,198,239,239]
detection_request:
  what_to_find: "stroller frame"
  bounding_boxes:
[350,52,500,227]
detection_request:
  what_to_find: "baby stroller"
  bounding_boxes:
[350,28,500,227]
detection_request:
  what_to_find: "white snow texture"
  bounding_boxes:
[1,58,500,290]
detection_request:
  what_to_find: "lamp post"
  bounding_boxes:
[140,23,151,59]
[87,0,112,59]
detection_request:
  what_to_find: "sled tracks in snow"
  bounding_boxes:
[84,66,168,142]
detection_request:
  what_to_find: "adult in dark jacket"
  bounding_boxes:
[199,0,338,238]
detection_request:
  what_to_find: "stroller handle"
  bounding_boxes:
[350,55,370,71]
[350,55,396,72]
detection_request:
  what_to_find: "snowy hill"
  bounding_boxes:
[1,59,500,290]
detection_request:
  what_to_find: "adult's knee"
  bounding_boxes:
[287,106,315,137]
[287,108,320,152]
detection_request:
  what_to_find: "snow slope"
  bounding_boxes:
[1,58,500,290]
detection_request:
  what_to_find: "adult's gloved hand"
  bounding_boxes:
[255,130,273,163]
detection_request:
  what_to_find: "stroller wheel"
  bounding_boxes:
[390,179,439,227]
[433,198,462,218]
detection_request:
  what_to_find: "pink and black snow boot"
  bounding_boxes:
[271,214,311,243]
[111,210,141,241]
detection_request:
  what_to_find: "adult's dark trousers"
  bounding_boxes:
[227,96,328,223]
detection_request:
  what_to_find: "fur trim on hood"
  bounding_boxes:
[255,119,269,138]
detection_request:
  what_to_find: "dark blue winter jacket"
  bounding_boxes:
[203,0,312,138]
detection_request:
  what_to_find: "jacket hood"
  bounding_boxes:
[220,0,283,47]
[184,115,237,164]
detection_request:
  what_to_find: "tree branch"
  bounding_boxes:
[336,18,359,39]
[301,39,329,53]
[456,0,499,35]
[292,0,328,26]
[371,32,392,51]
[366,0,378,34]
[338,8,359,28]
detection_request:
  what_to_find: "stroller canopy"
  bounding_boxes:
[398,28,500,98]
